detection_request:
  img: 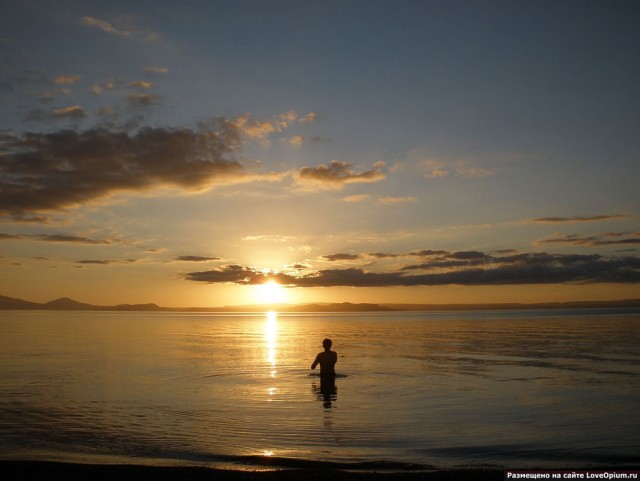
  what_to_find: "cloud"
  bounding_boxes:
[0,122,254,220]
[401,250,493,271]
[76,258,137,265]
[129,80,153,89]
[367,252,401,259]
[229,111,318,145]
[128,93,158,107]
[232,113,291,144]
[80,16,121,35]
[421,159,498,179]
[536,232,640,247]
[322,253,361,261]
[422,160,451,179]
[89,80,119,95]
[378,196,417,204]
[235,114,278,143]
[185,252,640,287]
[54,74,82,85]
[174,255,220,262]
[341,194,371,203]
[53,106,86,118]
[80,16,159,42]
[289,263,310,270]
[0,233,20,240]
[454,161,497,178]
[143,66,169,75]
[287,135,304,146]
[242,234,298,242]
[0,233,117,244]
[144,248,167,254]
[295,160,385,190]
[299,112,317,124]
[409,249,449,257]
[25,105,86,122]
[528,215,628,224]
[184,264,263,284]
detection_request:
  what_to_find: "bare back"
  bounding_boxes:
[311,350,337,374]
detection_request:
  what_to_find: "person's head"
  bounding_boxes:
[322,338,332,350]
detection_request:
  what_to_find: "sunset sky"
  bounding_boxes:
[1,0,639,307]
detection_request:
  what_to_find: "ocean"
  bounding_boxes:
[1,309,639,470]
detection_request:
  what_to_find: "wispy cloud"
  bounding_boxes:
[322,253,361,261]
[367,252,401,259]
[536,232,640,247]
[129,80,153,89]
[25,105,86,122]
[76,258,138,265]
[286,135,304,146]
[378,196,417,205]
[79,16,159,42]
[527,215,628,224]
[299,112,317,124]
[233,114,276,143]
[341,194,416,204]
[128,92,158,107]
[54,106,86,118]
[294,160,385,190]
[143,66,169,75]
[0,233,117,244]
[230,111,314,146]
[421,159,499,179]
[174,255,220,262]
[341,194,371,203]
[242,234,298,242]
[53,74,82,85]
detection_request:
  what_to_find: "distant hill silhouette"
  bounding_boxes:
[44,297,97,310]
[1,294,639,312]
[0,295,42,310]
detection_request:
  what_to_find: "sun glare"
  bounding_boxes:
[254,280,287,305]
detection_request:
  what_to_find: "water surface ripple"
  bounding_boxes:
[0,309,638,469]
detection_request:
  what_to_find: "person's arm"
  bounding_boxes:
[311,353,320,370]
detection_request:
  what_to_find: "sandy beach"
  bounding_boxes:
[2,461,504,481]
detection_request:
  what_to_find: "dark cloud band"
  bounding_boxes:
[184,252,640,287]
[0,123,245,220]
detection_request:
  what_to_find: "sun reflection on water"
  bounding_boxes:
[264,311,278,378]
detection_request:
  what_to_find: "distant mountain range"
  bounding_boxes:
[1,294,640,312]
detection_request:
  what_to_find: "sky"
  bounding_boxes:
[1,0,639,307]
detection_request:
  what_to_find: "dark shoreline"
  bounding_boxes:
[1,460,504,481]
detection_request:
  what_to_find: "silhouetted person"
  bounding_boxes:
[311,338,337,407]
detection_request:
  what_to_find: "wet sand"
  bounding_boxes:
[2,461,504,481]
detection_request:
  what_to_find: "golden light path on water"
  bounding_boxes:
[263,310,278,458]
[265,310,278,379]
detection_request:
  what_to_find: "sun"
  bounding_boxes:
[253,280,287,305]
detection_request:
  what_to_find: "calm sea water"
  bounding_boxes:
[0,309,639,470]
